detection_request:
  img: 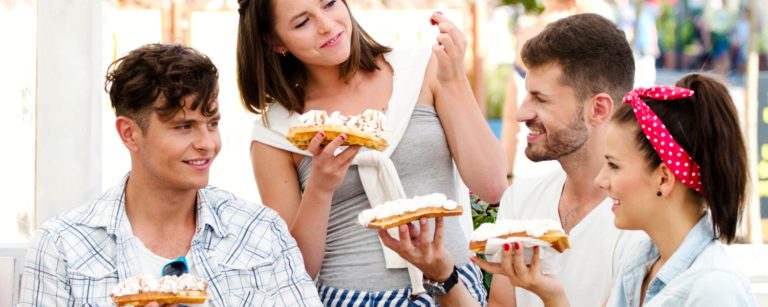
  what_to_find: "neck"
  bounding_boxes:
[305,63,348,94]
[124,166,198,234]
[644,197,705,262]
[558,131,608,204]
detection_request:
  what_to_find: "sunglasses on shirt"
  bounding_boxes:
[162,256,189,277]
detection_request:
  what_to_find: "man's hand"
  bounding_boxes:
[378,217,455,281]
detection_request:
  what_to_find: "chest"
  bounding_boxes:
[557,201,592,234]
[302,67,394,116]
[134,229,195,260]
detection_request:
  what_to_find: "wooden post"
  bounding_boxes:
[744,0,764,244]
[472,0,487,118]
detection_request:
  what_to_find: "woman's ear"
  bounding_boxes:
[261,33,287,54]
[656,163,676,197]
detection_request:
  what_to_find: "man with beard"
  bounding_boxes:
[489,14,639,307]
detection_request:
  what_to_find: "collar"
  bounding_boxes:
[653,213,714,284]
[74,172,229,238]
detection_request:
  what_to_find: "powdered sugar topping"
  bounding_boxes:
[358,193,458,226]
[299,109,390,141]
[470,219,564,242]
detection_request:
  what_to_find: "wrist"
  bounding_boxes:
[302,180,334,202]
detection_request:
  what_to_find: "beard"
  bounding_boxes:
[524,105,589,162]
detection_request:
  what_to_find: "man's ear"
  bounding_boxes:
[261,33,287,54]
[116,116,142,153]
[587,93,614,127]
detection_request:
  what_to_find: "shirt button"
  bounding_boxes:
[629,299,633,306]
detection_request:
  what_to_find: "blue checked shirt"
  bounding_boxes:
[20,174,322,307]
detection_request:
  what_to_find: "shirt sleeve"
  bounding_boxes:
[268,216,323,307]
[496,186,517,220]
[19,229,73,307]
[684,271,758,307]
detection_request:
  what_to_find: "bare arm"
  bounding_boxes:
[488,274,517,307]
[430,13,508,203]
[251,133,360,278]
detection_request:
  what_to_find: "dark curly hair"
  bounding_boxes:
[104,43,219,133]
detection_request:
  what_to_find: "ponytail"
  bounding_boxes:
[612,73,748,243]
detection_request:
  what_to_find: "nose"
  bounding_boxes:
[193,126,218,153]
[594,164,611,190]
[514,93,536,123]
[316,13,333,35]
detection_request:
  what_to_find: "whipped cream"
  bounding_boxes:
[358,193,459,227]
[470,219,564,242]
[299,109,391,141]
[110,274,208,297]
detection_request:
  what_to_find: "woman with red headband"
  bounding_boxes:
[473,73,759,306]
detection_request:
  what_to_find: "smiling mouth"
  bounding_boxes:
[184,159,209,165]
[530,130,544,135]
[321,32,343,48]
[612,198,621,205]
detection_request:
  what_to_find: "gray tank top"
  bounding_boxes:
[297,105,471,291]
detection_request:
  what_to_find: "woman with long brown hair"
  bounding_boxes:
[236,0,507,306]
[474,74,759,306]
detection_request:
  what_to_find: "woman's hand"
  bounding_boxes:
[378,217,455,281]
[430,12,468,83]
[146,302,178,307]
[305,132,361,193]
[472,244,570,307]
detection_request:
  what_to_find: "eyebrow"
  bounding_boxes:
[529,90,549,97]
[168,114,221,125]
[290,0,324,23]
[604,155,619,161]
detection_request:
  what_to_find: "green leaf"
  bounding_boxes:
[490,210,498,218]
[469,194,479,204]
[472,203,484,212]
[478,202,489,212]
[484,216,494,223]
[474,216,484,223]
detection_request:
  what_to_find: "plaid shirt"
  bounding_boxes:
[20,174,321,307]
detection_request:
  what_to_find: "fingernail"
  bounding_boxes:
[430,18,437,26]
[470,257,475,263]
[515,242,520,250]
[504,243,510,251]
[340,134,347,141]
[400,225,407,232]
[318,132,325,138]
[435,11,443,16]
[534,246,539,250]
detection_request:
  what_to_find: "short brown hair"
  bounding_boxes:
[521,13,634,105]
[236,0,391,123]
[611,74,748,243]
[104,44,219,133]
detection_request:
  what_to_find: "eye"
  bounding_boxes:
[295,18,309,29]
[208,121,219,128]
[535,96,544,103]
[325,0,336,9]
[177,125,191,130]
[608,162,618,170]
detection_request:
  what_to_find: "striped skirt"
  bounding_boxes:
[317,262,488,307]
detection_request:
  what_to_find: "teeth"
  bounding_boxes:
[187,160,206,165]
[530,130,544,135]
[612,199,620,205]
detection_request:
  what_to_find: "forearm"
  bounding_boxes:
[289,184,333,278]
[441,78,508,203]
[435,280,484,307]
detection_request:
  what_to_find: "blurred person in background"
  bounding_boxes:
[239,0,507,306]
[616,0,660,88]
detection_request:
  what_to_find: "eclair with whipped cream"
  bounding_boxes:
[469,219,571,253]
[287,109,390,151]
[110,274,210,306]
[358,193,463,230]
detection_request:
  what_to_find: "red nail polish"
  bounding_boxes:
[470,257,475,263]
[435,11,443,15]
[340,134,347,141]
[430,18,437,26]
[515,242,520,250]
[318,132,325,138]
[504,243,510,251]
[534,246,539,250]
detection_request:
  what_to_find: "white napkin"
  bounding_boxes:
[481,237,563,275]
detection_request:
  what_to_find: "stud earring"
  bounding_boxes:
[282,51,287,57]
[657,191,662,196]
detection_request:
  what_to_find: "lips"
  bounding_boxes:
[611,198,620,211]
[183,159,211,170]
[321,32,343,48]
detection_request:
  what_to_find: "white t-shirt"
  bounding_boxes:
[134,236,211,307]
[498,169,640,307]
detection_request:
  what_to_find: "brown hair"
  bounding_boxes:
[611,74,748,243]
[236,0,391,122]
[104,44,219,133]
[521,13,635,105]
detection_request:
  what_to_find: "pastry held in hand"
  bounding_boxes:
[469,219,571,253]
[110,274,211,306]
[358,193,463,229]
[287,109,390,151]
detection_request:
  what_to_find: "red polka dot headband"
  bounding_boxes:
[622,86,704,194]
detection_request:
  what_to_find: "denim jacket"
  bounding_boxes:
[606,213,757,307]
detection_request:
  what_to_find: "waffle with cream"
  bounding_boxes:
[287,109,390,151]
[469,219,570,253]
[358,193,463,230]
[110,274,211,306]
